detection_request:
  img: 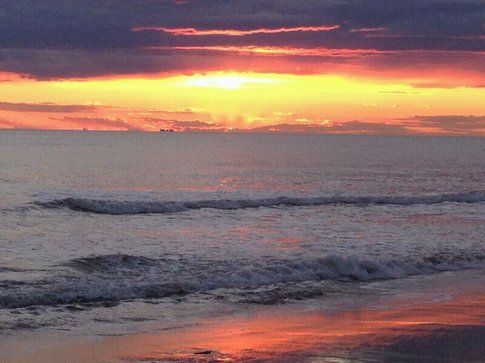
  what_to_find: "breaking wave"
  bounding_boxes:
[1,252,484,309]
[37,191,485,215]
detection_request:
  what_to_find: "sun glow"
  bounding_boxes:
[183,73,277,90]
[0,71,483,133]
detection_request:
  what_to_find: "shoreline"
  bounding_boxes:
[2,270,484,362]
[109,293,485,362]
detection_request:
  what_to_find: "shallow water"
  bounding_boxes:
[0,131,484,333]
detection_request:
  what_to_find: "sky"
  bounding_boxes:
[0,0,483,135]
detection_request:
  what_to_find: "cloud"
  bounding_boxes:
[143,118,224,131]
[0,0,480,50]
[0,0,483,79]
[0,119,26,129]
[0,48,234,79]
[0,118,42,129]
[146,108,199,116]
[169,120,220,128]
[53,116,141,131]
[407,115,485,134]
[133,25,340,36]
[248,120,414,135]
[4,113,484,135]
[0,101,98,113]
[1,47,482,87]
[143,118,414,135]
[148,45,391,57]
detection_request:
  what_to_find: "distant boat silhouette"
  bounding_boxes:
[160,129,175,132]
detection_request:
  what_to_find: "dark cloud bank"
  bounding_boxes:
[0,0,483,79]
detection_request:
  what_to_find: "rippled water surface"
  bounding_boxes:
[0,131,484,333]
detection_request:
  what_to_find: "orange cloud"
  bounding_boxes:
[0,118,36,129]
[146,45,388,57]
[350,27,388,33]
[403,115,485,135]
[132,25,340,36]
[51,116,141,131]
[247,121,414,135]
[0,101,98,113]
[142,118,224,132]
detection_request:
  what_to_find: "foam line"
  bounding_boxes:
[37,191,485,215]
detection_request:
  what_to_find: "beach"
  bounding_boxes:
[2,268,484,362]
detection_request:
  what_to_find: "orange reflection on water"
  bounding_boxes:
[3,293,483,362]
[118,293,484,361]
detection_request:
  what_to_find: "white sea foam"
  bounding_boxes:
[38,191,485,215]
[1,253,483,309]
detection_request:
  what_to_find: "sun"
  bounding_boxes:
[183,73,277,90]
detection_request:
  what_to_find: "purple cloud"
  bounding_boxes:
[0,0,482,79]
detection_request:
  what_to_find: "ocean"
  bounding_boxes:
[1,131,484,347]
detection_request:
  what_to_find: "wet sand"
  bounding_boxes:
[2,288,484,362]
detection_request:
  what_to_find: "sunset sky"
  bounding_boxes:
[0,0,483,135]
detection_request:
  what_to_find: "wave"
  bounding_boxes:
[63,254,159,273]
[1,252,483,309]
[37,191,485,215]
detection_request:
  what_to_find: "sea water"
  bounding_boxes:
[0,131,484,333]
